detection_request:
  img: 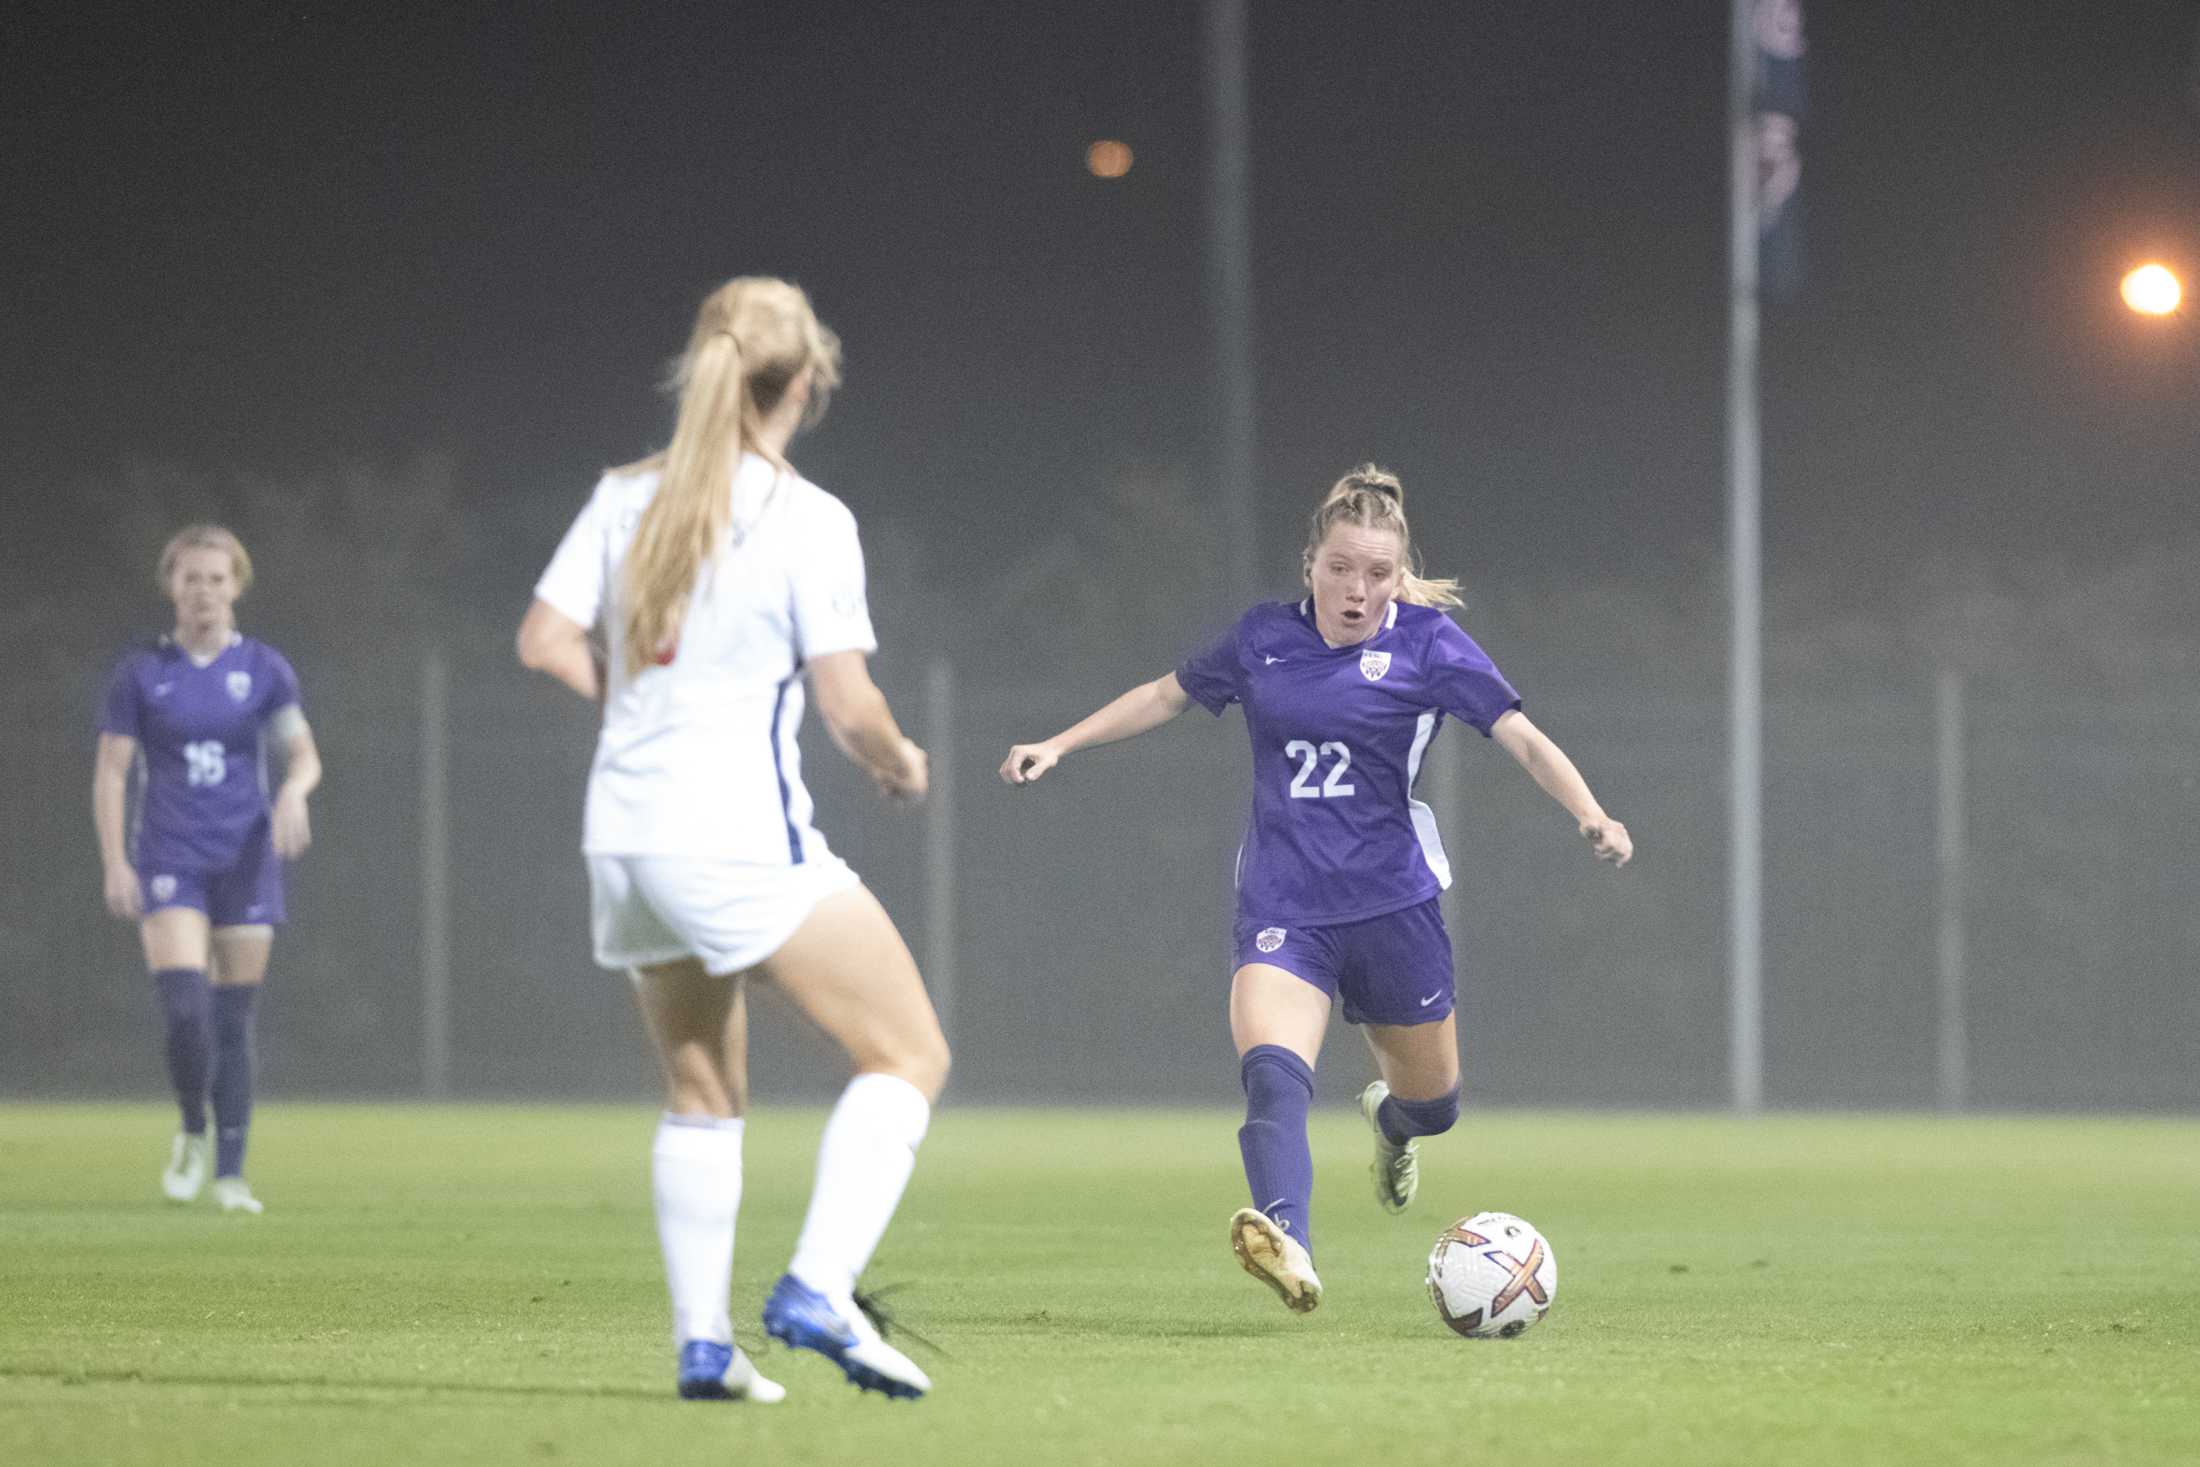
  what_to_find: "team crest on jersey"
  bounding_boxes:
[150,875,177,902]
[1359,650,1391,681]
[226,671,253,702]
[1255,926,1286,954]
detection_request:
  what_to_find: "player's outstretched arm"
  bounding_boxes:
[1000,673,1191,787]
[517,598,604,702]
[809,650,928,804]
[92,732,142,919]
[1491,710,1633,867]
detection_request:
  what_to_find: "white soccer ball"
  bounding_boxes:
[1426,1210,1558,1338]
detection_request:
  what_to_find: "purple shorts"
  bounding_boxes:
[1232,897,1455,1027]
[139,840,285,927]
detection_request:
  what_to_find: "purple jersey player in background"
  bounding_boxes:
[1001,466,1632,1314]
[91,525,322,1214]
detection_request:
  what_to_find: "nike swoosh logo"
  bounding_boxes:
[1418,992,1442,1007]
[1263,655,1285,665]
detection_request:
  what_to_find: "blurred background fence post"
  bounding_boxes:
[419,645,453,1099]
[925,657,958,1051]
[1935,666,1968,1113]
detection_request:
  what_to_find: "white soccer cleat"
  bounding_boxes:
[838,1301,931,1398]
[161,1132,211,1202]
[212,1177,264,1214]
[1229,1207,1323,1315]
[677,1340,786,1403]
[721,1345,786,1404]
[1359,1081,1419,1214]
[761,1274,932,1400]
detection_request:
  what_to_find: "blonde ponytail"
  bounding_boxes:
[1304,464,1462,609]
[619,278,842,671]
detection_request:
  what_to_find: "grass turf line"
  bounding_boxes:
[1,1104,2195,1466]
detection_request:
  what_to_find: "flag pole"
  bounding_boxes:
[1726,0,1765,1114]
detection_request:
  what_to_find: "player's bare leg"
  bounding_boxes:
[756,886,945,1399]
[1359,1015,1463,1215]
[632,959,782,1403]
[633,957,751,1119]
[757,887,948,1100]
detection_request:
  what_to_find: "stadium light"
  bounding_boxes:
[2120,263,2183,316]
[1086,140,1133,179]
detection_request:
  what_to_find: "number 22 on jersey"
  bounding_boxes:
[1285,740,1355,799]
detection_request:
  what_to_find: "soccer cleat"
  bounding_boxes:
[1359,1081,1419,1214]
[676,1340,786,1403]
[161,1132,211,1203]
[761,1273,931,1400]
[211,1176,263,1214]
[1229,1207,1323,1314]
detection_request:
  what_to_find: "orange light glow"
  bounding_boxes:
[1085,140,1133,179]
[2120,263,2182,316]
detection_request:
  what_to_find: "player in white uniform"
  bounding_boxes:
[519,277,948,1403]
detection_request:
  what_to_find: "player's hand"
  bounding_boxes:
[1582,815,1632,867]
[999,741,1062,786]
[876,738,928,805]
[273,788,313,858]
[103,862,142,920]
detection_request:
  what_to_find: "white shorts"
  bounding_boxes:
[586,853,860,976]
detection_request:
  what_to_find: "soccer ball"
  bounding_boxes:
[1426,1211,1557,1338]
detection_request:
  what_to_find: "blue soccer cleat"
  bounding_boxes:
[676,1339,785,1403]
[761,1274,931,1400]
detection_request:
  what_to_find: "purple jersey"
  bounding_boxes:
[98,634,303,871]
[1177,599,1520,926]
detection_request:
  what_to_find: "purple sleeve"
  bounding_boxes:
[97,655,142,739]
[1175,628,1243,716]
[1427,619,1521,736]
[262,647,304,715]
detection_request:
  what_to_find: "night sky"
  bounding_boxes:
[11,1,2198,628]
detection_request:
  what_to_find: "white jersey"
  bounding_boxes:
[534,452,877,861]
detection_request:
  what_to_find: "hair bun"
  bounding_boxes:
[1343,464,1403,504]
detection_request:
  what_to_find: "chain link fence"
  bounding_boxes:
[8,645,2193,1110]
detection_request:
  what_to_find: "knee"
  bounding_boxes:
[155,970,210,1033]
[896,1034,950,1104]
[165,996,210,1037]
[662,1046,736,1119]
[1240,1045,1316,1107]
[210,986,257,1047]
[664,1076,736,1120]
[1384,1086,1461,1139]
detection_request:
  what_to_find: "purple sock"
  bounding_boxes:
[211,986,259,1178]
[1237,1044,1317,1257]
[1377,1086,1461,1146]
[153,968,211,1135]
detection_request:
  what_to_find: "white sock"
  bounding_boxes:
[787,1073,931,1304]
[652,1113,743,1345]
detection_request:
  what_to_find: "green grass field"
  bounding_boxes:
[2,1104,2195,1466]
